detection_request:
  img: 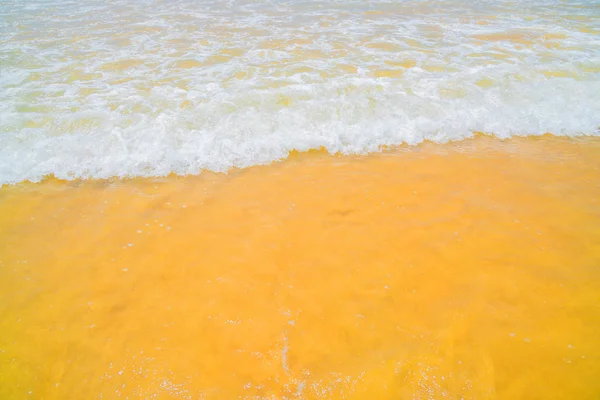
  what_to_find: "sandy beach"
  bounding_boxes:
[2,135,599,398]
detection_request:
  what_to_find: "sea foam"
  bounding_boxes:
[1,0,599,184]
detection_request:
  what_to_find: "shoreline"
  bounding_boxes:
[2,132,599,188]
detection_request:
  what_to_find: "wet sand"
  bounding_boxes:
[1,135,600,399]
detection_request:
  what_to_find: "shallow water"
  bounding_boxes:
[2,1,600,398]
[1,0,600,184]
[1,136,599,399]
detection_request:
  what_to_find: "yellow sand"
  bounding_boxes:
[1,136,599,399]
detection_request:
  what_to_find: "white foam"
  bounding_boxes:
[1,0,599,184]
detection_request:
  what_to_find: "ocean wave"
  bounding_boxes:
[1,0,599,184]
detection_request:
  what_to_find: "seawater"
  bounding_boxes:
[1,1,600,399]
[1,0,600,184]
